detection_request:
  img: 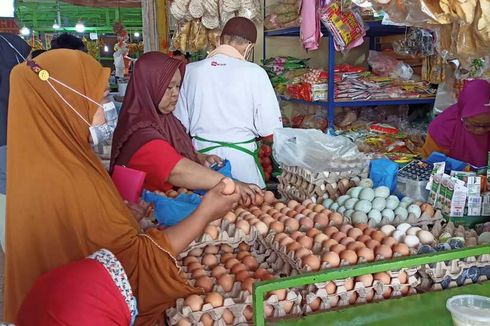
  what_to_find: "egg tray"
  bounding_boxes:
[417,254,490,291]
[180,219,259,258]
[280,165,368,185]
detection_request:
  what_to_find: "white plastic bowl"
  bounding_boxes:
[446,295,490,326]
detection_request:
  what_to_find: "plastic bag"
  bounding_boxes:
[273,128,366,172]
[369,158,398,193]
[142,191,202,227]
[368,51,413,80]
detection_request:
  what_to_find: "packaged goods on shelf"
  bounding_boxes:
[264,0,300,30]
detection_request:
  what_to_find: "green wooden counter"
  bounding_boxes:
[274,282,489,326]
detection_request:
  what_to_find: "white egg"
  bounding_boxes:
[396,223,412,234]
[406,227,422,236]
[344,198,359,210]
[374,186,390,199]
[385,195,400,210]
[372,197,387,211]
[407,204,422,219]
[337,195,350,206]
[352,211,368,224]
[368,209,382,224]
[359,188,375,201]
[404,235,420,248]
[354,200,373,214]
[380,224,396,236]
[394,207,409,220]
[359,178,374,188]
[392,230,405,242]
[417,230,435,245]
[381,209,395,222]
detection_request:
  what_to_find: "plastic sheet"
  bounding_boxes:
[142,191,202,226]
[369,158,398,193]
[368,51,414,80]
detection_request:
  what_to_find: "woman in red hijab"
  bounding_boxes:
[110,52,259,203]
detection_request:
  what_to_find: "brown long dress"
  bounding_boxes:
[4,49,198,325]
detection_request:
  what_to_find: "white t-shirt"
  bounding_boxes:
[175,54,282,142]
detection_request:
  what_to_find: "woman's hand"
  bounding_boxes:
[236,181,263,206]
[197,153,223,167]
[196,178,241,223]
[125,200,152,222]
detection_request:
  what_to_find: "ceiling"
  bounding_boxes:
[16,0,143,33]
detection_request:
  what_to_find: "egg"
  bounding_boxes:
[295,247,313,259]
[398,271,408,284]
[290,230,303,240]
[352,211,369,224]
[202,254,218,268]
[314,233,329,244]
[286,210,298,218]
[325,281,337,294]
[231,263,247,274]
[294,213,306,221]
[347,186,362,198]
[287,200,299,209]
[347,227,363,239]
[204,245,219,255]
[306,228,321,238]
[340,237,355,246]
[283,301,294,313]
[314,213,329,227]
[281,218,298,232]
[302,254,321,271]
[225,258,240,269]
[299,217,314,229]
[382,236,397,247]
[330,203,339,212]
[344,278,355,291]
[404,235,420,248]
[275,202,286,210]
[187,262,203,273]
[280,207,291,215]
[241,277,256,293]
[383,287,393,299]
[309,298,322,312]
[374,186,390,198]
[313,204,325,213]
[386,196,400,210]
[339,249,358,265]
[391,230,406,242]
[365,239,381,250]
[306,211,316,218]
[321,251,340,267]
[374,272,391,285]
[270,221,285,233]
[417,230,435,245]
[355,200,373,214]
[337,195,351,206]
[392,243,410,256]
[381,209,395,222]
[365,289,375,302]
[286,241,302,252]
[396,223,412,234]
[380,225,396,236]
[355,274,374,287]
[176,318,192,326]
[406,226,422,236]
[363,227,377,236]
[268,289,287,301]
[329,212,344,225]
[184,294,204,312]
[322,238,338,250]
[330,244,347,254]
[368,209,382,224]
[262,216,275,226]
[357,234,372,243]
[280,236,294,247]
[347,241,365,251]
[236,220,251,234]
[372,197,387,211]
[241,242,251,251]
[196,276,214,292]
[394,207,409,221]
[375,245,393,260]
[235,270,251,283]
[348,292,359,304]
[218,274,235,292]
[184,256,200,266]
[264,191,276,203]
[324,226,339,237]
[356,247,375,262]
[211,265,228,278]
[192,269,207,279]
[332,231,347,242]
[242,256,259,271]
[200,313,214,326]
[204,292,224,307]
[373,231,386,242]
[344,209,355,219]
[254,267,269,279]
[295,235,312,249]
[222,309,234,324]
[204,225,219,240]
[407,204,422,219]
[237,251,250,260]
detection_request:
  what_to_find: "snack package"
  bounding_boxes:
[319,2,366,52]
[368,51,414,80]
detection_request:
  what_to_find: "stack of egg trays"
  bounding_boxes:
[417,253,490,291]
[179,218,259,259]
[302,268,419,315]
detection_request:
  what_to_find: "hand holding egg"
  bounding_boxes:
[199,178,240,223]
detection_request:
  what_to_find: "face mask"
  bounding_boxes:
[0,35,27,64]
[243,43,254,62]
[27,60,116,146]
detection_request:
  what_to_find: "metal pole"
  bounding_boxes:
[327,35,336,134]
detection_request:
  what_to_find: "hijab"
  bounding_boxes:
[428,79,490,167]
[0,33,31,146]
[110,52,198,172]
[5,49,198,324]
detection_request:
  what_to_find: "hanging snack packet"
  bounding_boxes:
[319,2,365,52]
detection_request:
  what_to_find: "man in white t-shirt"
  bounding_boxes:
[175,17,282,188]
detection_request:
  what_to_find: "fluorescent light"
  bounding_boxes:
[134,32,140,37]
[75,22,85,33]
[53,22,60,29]
[20,26,30,36]
[104,45,109,52]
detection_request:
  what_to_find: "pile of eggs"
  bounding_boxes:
[380,223,435,249]
[272,223,411,272]
[324,179,438,227]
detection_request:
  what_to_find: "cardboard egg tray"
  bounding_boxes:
[179,219,259,258]
[417,254,490,291]
[168,243,304,325]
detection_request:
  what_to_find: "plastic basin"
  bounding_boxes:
[446,295,490,326]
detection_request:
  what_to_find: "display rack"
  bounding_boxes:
[262,5,436,133]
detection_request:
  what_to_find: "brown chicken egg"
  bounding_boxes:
[192,269,207,279]
[271,212,283,220]
[392,243,410,256]
[243,306,253,321]
[340,237,355,246]
[356,247,375,262]
[262,215,275,226]
[325,281,337,294]
[236,220,251,234]
[355,223,368,231]
[187,262,203,273]
[280,207,291,215]
[237,251,251,260]
[331,231,347,242]
[176,318,192,326]
[290,231,303,240]
[270,221,285,233]
[314,233,329,244]
[235,270,251,283]
[184,256,199,266]
[347,228,364,240]
[372,231,386,243]
[328,212,344,225]
[382,236,397,247]
[241,278,256,293]
[242,256,259,271]
[309,298,322,312]
[287,200,299,209]
[330,244,347,254]
[283,301,294,313]
[324,226,339,237]
[365,239,381,250]
[211,265,227,279]
[294,213,306,221]
[398,271,408,284]
[285,218,300,232]
[195,276,214,292]
[303,254,321,271]
[340,224,354,234]
[254,268,269,279]
[339,249,358,265]
[357,234,372,243]
[349,292,358,304]
[297,235,314,249]
[231,263,247,274]
[400,285,410,296]
[220,252,235,264]
[274,232,288,243]
[200,314,213,326]
[286,241,302,252]
[344,278,355,291]
[329,295,340,308]
[365,288,375,302]
[204,225,219,240]
[253,221,269,235]
[313,204,325,213]
[222,309,234,324]
[295,205,306,213]
[264,191,277,204]
[347,241,365,251]
[184,294,204,312]
[363,227,377,236]
[355,274,374,287]
[274,202,286,210]
[218,274,235,292]
[306,228,321,238]
[286,210,298,218]
[383,287,393,299]
[239,243,250,251]
[267,289,287,301]
[321,251,340,268]
[204,292,224,307]
[306,211,317,219]
[204,245,219,255]
[225,258,240,269]
[202,254,218,268]
[299,217,314,229]
[254,194,264,206]
[280,236,295,247]
[322,239,338,250]
[279,215,290,223]
[374,245,393,260]
[295,247,313,259]
[374,272,391,285]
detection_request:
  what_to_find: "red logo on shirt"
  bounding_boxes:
[211,61,226,67]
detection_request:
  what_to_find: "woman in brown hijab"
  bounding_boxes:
[4,49,240,325]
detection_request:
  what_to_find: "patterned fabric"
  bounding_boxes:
[88,249,138,325]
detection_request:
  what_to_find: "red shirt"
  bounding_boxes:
[128,140,183,192]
